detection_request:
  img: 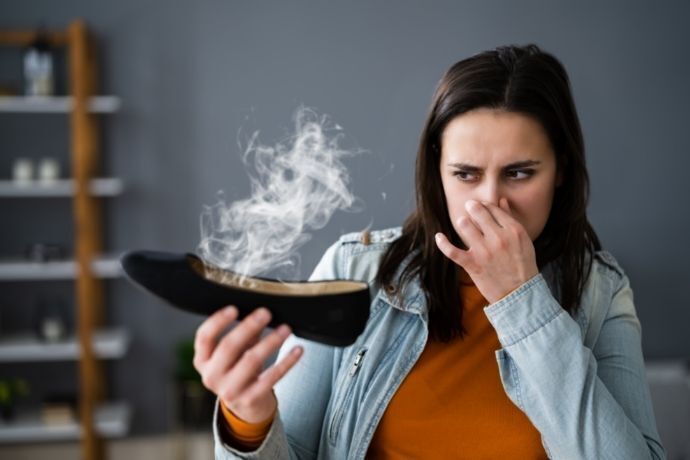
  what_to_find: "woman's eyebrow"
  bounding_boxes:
[447,160,542,170]
[503,160,541,169]
[447,162,482,173]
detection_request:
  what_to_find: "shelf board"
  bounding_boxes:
[0,96,121,113]
[0,256,123,281]
[0,401,131,443]
[0,178,124,198]
[0,328,130,362]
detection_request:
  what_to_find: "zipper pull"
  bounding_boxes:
[349,349,367,376]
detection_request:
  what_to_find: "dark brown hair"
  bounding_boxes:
[376,44,601,342]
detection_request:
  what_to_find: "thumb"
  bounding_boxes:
[434,232,471,269]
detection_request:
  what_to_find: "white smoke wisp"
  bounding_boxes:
[198,107,364,283]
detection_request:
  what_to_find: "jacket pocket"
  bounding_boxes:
[329,347,368,446]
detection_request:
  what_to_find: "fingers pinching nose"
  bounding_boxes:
[465,200,480,212]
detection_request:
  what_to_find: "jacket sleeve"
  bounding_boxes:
[213,241,344,459]
[483,264,666,459]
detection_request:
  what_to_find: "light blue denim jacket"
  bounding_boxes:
[214,227,666,459]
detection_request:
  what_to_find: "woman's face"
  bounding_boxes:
[439,108,560,244]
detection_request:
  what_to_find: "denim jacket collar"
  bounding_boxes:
[376,250,427,318]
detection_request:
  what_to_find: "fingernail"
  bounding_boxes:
[434,233,442,243]
[254,308,270,322]
[225,306,237,316]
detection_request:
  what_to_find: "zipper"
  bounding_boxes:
[349,349,367,376]
[353,316,427,459]
[329,348,368,445]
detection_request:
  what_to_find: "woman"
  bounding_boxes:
[195,44,666,459]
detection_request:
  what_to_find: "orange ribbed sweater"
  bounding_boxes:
[221,281,547,458]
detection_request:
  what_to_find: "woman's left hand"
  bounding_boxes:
[435,197,539,304]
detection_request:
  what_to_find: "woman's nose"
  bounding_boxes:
[475,180,502,207]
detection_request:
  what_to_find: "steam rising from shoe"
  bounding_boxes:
[198,107,364,286]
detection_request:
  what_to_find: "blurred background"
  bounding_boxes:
[0,1,688,459]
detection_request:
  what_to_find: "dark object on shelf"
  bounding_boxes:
[25,242,64,262]
[121,250,370,347]
[0,378,30,422]
[0,83,19,96]
[176,379,215,431]
[174,339,214,430]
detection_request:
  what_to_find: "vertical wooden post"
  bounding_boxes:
[69,19,105,460]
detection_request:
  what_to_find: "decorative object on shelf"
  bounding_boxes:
[10,158,61,185]
[38,315,66,342]
[0,377,30,421]
[25,242,65,262]
[12,158,34,184]
[121,250,371,347]
[23,32,54,97]
[41,393,77,425]
[34,299,69,343]
[37,158,60,183]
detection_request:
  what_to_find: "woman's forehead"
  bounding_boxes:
[440,110,554,164]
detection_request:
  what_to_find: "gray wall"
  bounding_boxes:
[1,0,689,435]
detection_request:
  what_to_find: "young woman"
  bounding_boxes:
[194,45,666,459]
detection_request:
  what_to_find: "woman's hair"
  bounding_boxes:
[376,44,602,342]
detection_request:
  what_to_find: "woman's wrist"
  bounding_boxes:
[220,397,276,451]
[221,393,277,426]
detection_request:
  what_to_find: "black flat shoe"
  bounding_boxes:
[120,250,370,347]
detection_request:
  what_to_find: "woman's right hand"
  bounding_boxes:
[193,305,304,423]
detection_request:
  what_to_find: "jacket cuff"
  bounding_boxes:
[483,273,563,347]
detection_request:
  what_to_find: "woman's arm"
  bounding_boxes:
[436,198,665,458]
[483,269,666,459]
[213,241,343,459]
[213,335,336,459]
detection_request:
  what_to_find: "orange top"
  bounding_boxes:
[221,282,547,458]
[366,281,546,459]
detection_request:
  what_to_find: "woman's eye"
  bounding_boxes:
[452,171,476,181]
[506,169,534,180]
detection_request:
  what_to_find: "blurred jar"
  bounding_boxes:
[38,157,60,183]
[24,35,54,97]
[12,158,34,184]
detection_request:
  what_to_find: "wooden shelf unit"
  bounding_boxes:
[0,20,127,460]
